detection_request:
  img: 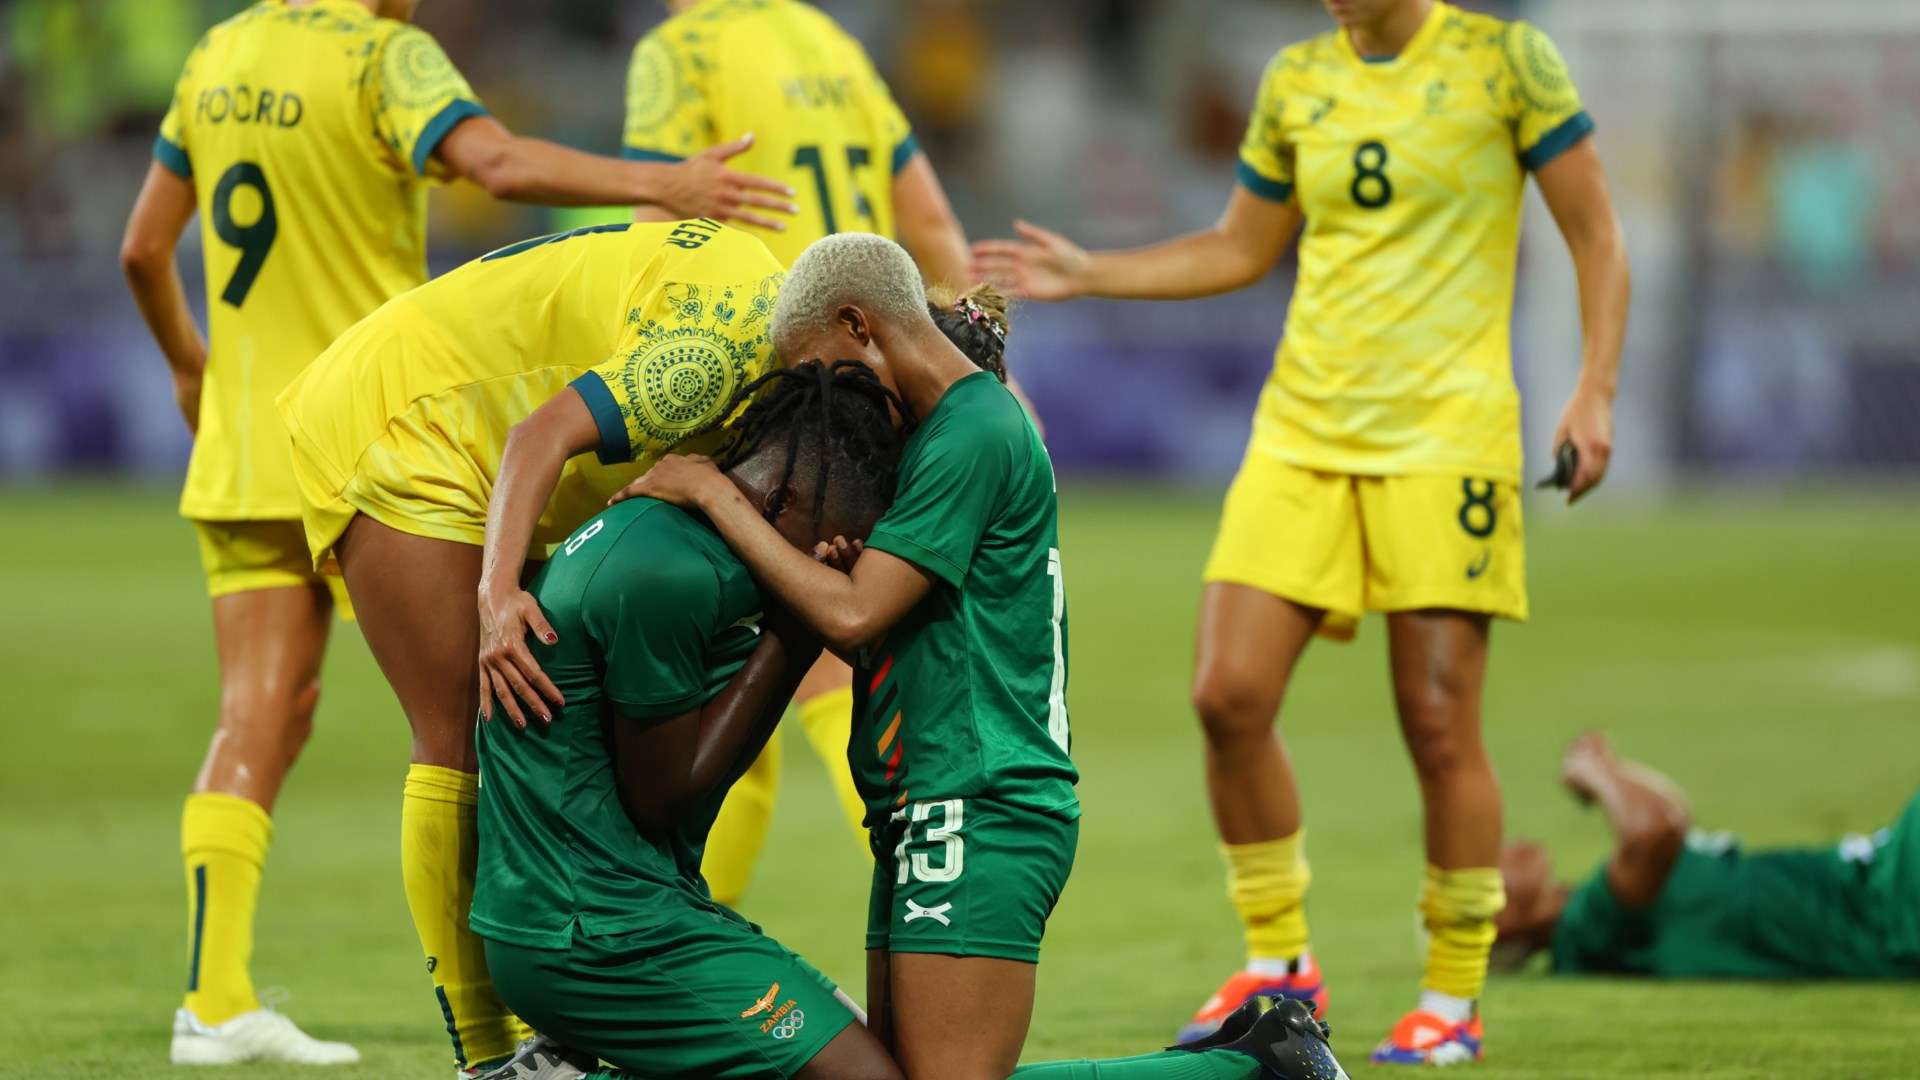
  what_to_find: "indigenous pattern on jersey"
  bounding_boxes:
[1552,795,1920,979]
[154,0,485,519]
[1237,1,1593,482]
[851,373,1079,828]
[471,497,765,949]
[276,220,783,566]
[623,0,918,266]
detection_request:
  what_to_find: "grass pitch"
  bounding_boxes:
[5,482,1918,1078]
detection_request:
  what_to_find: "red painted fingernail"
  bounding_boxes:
[545,633,557,643]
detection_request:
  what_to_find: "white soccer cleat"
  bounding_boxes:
[461,1034,595,1080]
[170,1006,361,1066]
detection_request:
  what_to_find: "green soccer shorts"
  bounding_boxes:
[866,797,1079,962]
[484,904,854,1079]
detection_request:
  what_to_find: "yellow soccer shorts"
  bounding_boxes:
[1202,447,1527,640]
[192,518,352,613]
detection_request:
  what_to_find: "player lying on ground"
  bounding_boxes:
[274,218,790,1075]
[971,0,1631,1063]
[1493,732,1920,980]
[122,0,794,1065]
[616,234,1351,1080]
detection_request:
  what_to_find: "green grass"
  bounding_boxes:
[5,482,1919,1078]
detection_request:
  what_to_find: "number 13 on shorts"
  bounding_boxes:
[893,799,963,886]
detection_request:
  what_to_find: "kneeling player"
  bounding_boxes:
[621,234,1349,1080]
[1494,732,1920,979]
[472,361,909,1080]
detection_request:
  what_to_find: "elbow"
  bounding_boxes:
[822,610,882,657]
[1623,801,1690,872]
[466,143,526,201]
[118,235,168,284]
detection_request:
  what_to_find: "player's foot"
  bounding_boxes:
[464,1034,596,1080]
[1368,1009,1483,1066]
[1176,957,1328,1044]
[170,1006,360,1065]
[1173,996,1349,1080]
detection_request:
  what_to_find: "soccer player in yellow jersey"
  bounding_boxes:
[274,217,785,1075]
[118,0,794,1067]
[973,0,1630,1065]
[612,0,978,908]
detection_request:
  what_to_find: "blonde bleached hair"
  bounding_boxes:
[771,233,930,359]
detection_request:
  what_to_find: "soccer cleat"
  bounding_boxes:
[1368,1010,1483,1067]
[170,1006,360,1065]
[1172,996,1349,1080]
[1176,957,1329,1044]
[463,1034,596,1080]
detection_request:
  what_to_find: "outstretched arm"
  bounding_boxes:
[1561,732,1690,909]
[969,184,1301,302]
[611,455,935,656]
[437,119,795,228]
[1536,138,1630,503]
[607,616,820,844]
[120,162,206,433]
[476,390,602,726]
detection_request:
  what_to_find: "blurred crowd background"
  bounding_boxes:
[4,0,1917,487]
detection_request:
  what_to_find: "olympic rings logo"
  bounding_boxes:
[771,1008,806,1040]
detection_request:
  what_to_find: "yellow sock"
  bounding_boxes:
[1222,830,1311,964]
[795,685,870,850]
[1418,864,1506,1000]
[700,727,783,906]
[402,764,521,1069]
[181,792,271,1025]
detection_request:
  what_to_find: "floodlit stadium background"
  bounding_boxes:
[4,1,1918,1077]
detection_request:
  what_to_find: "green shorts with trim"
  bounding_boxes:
[866,797,1078,962]
[484,904,853,1079]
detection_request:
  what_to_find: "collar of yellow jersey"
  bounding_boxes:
[1337,0,1448,70]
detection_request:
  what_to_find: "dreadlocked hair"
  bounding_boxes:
[700,359,911,530]
[927,282,1012,383]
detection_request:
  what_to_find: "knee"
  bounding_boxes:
[1192,666,1283,748]
[1395,681,1482,783]
[217,676,313,746]
[411,717,477,771]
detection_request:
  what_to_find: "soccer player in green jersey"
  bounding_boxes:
[621,234,1351,1080]
[1493,732,1920,980]
[472,360,911,1080]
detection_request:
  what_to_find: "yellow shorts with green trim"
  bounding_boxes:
[192,519,352,614]
[1202,447,1527,640]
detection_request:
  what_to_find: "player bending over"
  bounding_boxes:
[124,0,793,1065]
[620,234,1350,1080]
[973,0,1631,1063]
[275,218,786,1075]
[1494,732,1920,980]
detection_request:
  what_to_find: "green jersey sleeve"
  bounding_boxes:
[865,396,1018,589]
[580,543,728,719]
[1502,22,1593,171]
[367,25,488,180]
[1550,865,1648,974]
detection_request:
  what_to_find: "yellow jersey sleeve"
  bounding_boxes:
[623,27,713,163]
[366,25,488,180]
[1235,52,1294,203]
[862,53,918,174]
[1503,22,1593,171]
[152,38,202,178]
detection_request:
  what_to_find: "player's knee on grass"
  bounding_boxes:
[1192,664,1286,745]
[1392,672,1484,782]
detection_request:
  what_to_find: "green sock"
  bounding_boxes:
[1011,1048,1262,1079]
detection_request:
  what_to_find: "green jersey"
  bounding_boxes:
[852,372,1079,825]
[1552,793,1920,978]
[471,497,765,950]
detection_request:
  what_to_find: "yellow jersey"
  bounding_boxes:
[276,220,784,565]
[154,0,486,520]
[622,0,918,267]
[1237,1,1591,483]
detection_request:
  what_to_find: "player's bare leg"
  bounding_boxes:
[1373,609,1500,1066]
[172,583,359,1065]
[1179,583,1327,1042]
[336,514,529,1071]
[793,1019,904,1080]
[883,954,1035,1080]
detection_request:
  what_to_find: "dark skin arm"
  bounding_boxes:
[612,454,935,657]
[1561,731,1692,910]
[477,389,602,727]
[119,163,206,433]
[607,614,820,845]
